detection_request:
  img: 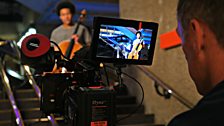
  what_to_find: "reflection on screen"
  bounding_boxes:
[96,24,153,60]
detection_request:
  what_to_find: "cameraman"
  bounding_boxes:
[168,0,224,126]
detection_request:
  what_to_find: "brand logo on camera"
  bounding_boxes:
[92,100,106,105]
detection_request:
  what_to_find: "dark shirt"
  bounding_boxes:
[168,81,224,126]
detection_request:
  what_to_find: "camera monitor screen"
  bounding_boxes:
[91,17,158,65]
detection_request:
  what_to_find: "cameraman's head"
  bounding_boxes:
[56,1,76,25]
[177,0,224,95]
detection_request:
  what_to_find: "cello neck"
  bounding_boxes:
[65,9,87,59]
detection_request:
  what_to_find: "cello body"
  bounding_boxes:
[52,41,83,73]
[57,40,83,59]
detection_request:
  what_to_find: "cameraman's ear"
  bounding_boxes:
[190,19,205,52]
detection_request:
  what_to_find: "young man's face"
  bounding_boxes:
[59,8,73,25]
[136,33,141,39]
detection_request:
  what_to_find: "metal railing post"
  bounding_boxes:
[22,65,59,126]
[0,58,25,126]
[136,66,194,109]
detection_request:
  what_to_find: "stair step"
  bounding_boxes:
[0,98,40,109]
[0,120,163,126]
[0,108,45,121]
[0,89,37,99]
[117,114,154,125]
[0,110,41,121]
[117,124,165,126]
[0,91,6,99]
[0,118,66,126]
[0,87,165,126]
[14,89,36,99]
[116,104,144,115]
[0,120,14,126]
[0,110,13,121]
[20,108,42,120]
[24,117,66,126]
[0,99,11,109]
[16,98,40,109]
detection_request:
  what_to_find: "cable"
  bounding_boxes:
[104,65,144,123]
[117,72,144,123]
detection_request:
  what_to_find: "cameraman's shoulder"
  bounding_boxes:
[167,110,191,126]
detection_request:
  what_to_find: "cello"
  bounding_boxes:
[53,9,87,72]
[128,40,143,59]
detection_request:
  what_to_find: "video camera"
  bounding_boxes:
[20,17,158,126]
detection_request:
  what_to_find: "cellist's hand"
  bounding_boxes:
[71,34,79,43]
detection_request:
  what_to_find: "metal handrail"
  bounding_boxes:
[0,58,25,126]
[22,65,59,126]
[10,40,59,126]
[136,66,194,109]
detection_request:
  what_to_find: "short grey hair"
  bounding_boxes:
[177,0,224,47]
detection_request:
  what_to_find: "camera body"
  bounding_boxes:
[39,73,116,126]
[20,16,159,126]
[67,87,116,126]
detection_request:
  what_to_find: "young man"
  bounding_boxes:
[128,31,144,59]
[50,1,92,46]
[168,0,224,126]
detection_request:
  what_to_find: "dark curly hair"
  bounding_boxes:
[56,1,76,16]
[136,31,142,37]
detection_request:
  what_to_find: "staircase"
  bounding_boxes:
[115,87,164,126]
[0,85,164,126]
[0,88,65,126]
[0,90,14,126]
[14,89,56,126]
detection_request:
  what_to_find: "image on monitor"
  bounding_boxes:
[97,24,153,60]
[91,17,158,65]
